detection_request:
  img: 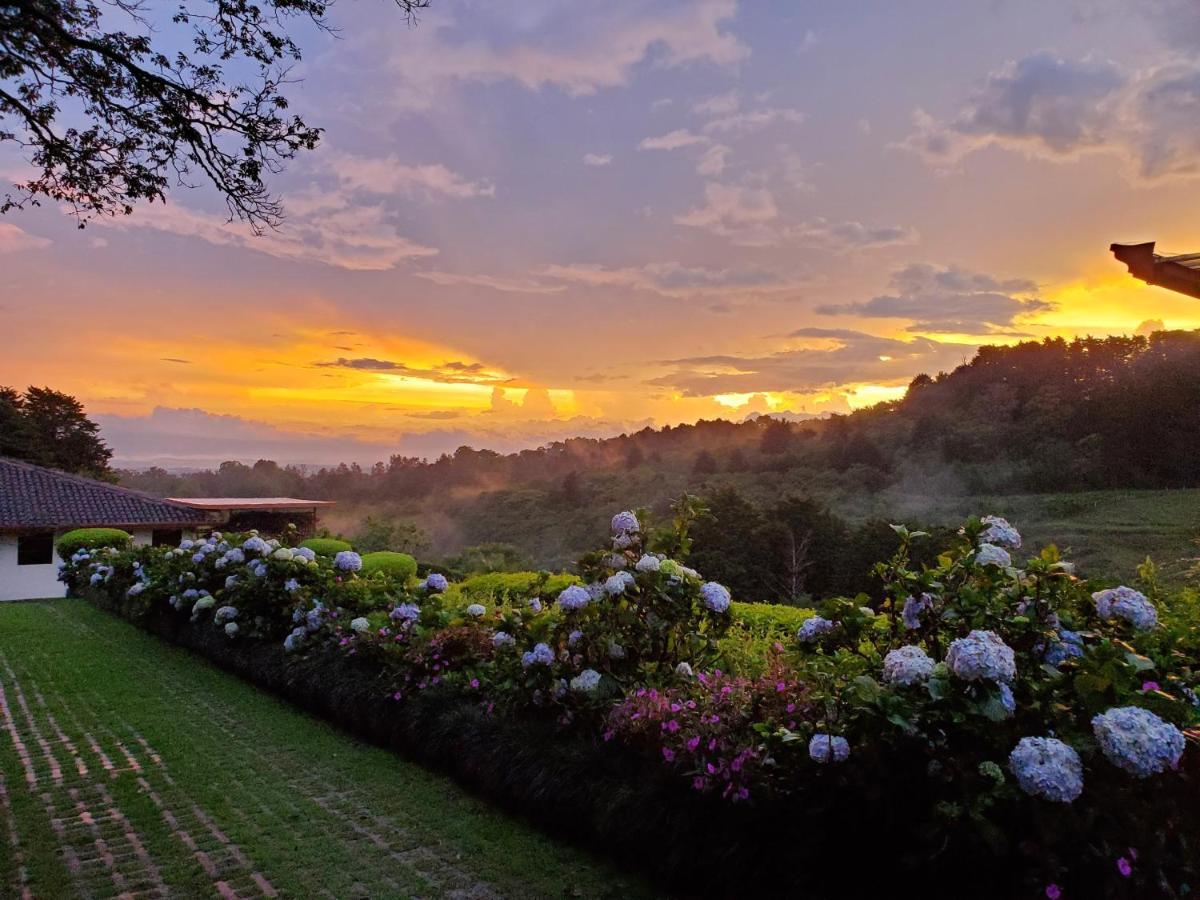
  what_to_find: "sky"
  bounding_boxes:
[5,0,1200,467]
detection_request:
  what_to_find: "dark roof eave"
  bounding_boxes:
[1111,241,1200,300]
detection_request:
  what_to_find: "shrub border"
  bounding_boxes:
[80,588,1034,897]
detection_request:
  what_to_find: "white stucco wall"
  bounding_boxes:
[0,529,159,602]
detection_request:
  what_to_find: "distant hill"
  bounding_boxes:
[118,331,1200,581]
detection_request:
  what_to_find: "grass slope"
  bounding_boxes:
[839,488,1200,583]
[0,600,650,899]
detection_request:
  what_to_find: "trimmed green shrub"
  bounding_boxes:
[730,601,815,637]
[360,551,417,581]
[57,528,133,561]
[299,537,352,557]
[452,571,582,604]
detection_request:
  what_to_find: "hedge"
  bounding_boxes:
[79,586,966,898]
[360,551,417,581]
[298,537,352,556]
[57,528,133,561]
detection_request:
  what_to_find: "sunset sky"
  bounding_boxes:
[5,0,1200,467]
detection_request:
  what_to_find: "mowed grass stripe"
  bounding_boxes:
[0,600,652,899]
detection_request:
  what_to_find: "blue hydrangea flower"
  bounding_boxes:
[882,645,934,685]
[284,627,306,653]
[1092,586,1158,631]
[425,573,449,593]
[568,629,584,647]
[809,734,850,763]
[214,605,238,624]
[522,642,554,668]
[334,551,363,572]
[570,669,602,693]
[126,582,145,597]
[492,631,515,648]
[293,547,316,562]
[389,603,420,624]
[1044,628,1084,666]
[945,630,1016,683]
[902,593,934,630]
[241,536,270,556]
[980,515,1022,549]
[466,603,486,617]
[528,597,543,612]
[284,578,300,593]
[975,543,1012,568]
[1008,736,1083,802]
[585,582,606,601]
[1092,706,1185,777]
[635,554,661,573]
[223,548,245,565]
[998,682,1016,715]
[224,622,239,637]
[558,585,592,611]
[611,511,640,535]
[700,582,731,613]
[608,641,626,660]
[797,616,835,643]
[604,571,635,596]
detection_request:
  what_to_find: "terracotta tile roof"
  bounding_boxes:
[0,457,210,530]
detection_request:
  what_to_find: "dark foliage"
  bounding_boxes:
[0,385,112,475]
[1,0,427,229]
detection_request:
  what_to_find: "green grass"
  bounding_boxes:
[0,600,652,899]
[840,487,1200,584]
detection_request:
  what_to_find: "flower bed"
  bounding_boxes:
[64,514,1200,897]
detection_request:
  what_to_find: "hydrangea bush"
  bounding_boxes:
[64,512,1200,895]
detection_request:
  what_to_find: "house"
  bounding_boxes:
[0,458,210,601]
[166,497,335,538]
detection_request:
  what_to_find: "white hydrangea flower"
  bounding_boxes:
[675,662,694,678]
[272,548,294,561]
[1008,736,1083,803]
[882,645,935,686]
[635,554,661,573]
[570,669,602,694]
[224,622,239,637]
[350,616,371,634]
[466,603,486,618]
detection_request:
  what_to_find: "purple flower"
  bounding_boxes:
[1117,857,1132,877]
[1045,886,1062,900]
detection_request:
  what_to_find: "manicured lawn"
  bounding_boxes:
[0,600,652,898]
